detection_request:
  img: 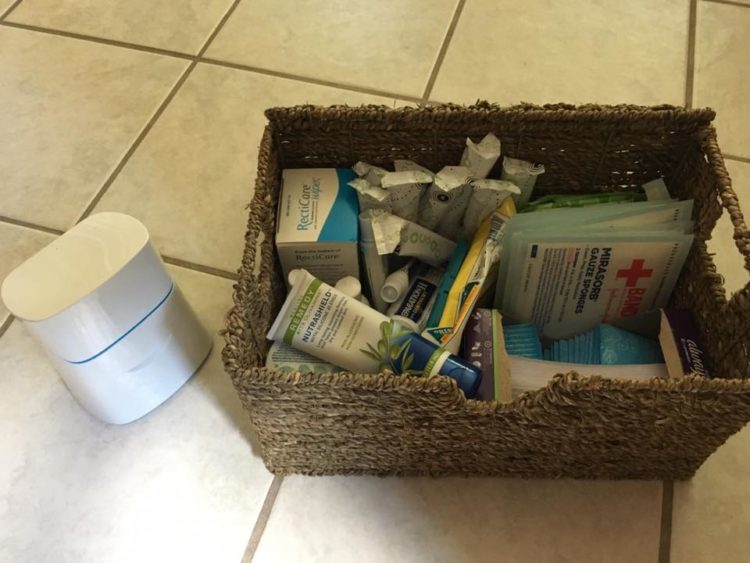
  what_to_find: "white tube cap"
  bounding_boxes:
[381,269,409,303]
[287,269,306,287]
[334,276,362,299]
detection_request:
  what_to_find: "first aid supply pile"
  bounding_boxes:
[266,133,709,399]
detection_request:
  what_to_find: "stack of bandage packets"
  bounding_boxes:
[494,199,695,340]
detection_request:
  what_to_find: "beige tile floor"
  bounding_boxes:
[0,0,748,561]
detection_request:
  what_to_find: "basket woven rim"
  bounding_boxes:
[265,101,717,129]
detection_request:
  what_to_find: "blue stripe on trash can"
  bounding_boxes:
[65,283,175,365]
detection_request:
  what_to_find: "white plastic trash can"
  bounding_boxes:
[1,212,212,424]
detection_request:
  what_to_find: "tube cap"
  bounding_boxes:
[287,269,305,287]
[334,276,362,299]
[381,270,409,303]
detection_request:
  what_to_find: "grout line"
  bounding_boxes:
[725,154,750,164]
[685,0,698,108]
[200,57,422,103]
[0,0,23,21]
[0,215,239,281]
[0,315,15,340]
[162,255,238,281]
[0,20,196,60]
[74,61,197,223]
[702,0,750,8]
[421,0,466,101]
[195,0,242,57]
[241,475,284,562]
[0,216,64,235]
[75,0,241,223]
[0,21,421,105]
[659,480,674,563]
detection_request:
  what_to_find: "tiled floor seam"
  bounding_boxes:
[70,0,248,221]
[74,0,240,222]
[685,0,698,108]
[74,61,198,223]
[658,480,674,563]
[240,475,284,563]
[0,215,63,235]
[702,0,750,8]
[199,57,423,104]
[0,0,23,21]
[0,21,421,104]
[0,216,239,281]
[195,0,242,58]
[0,315,14,340]
[0,20,196,60]
[422,0,466,101]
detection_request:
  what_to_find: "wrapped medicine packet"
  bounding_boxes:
[461,179,520,239]
[418,166,473,241]
[353,161,389,187]
[393,159,434,177]
[501,156,545,209]
[380,170,432,222]
[348,178,392,213]
[370,212,456,267]
[460,133,501,179]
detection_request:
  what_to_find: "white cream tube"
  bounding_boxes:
[418,166,472,241]
[460,133,501,179]
[461,179,520,240]
[265,341,338,374]
[267,269,481,395]
[501,156,545,209]
[381,170,432,222]
[370,212,456,267]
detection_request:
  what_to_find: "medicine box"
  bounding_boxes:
[275,168,359,285]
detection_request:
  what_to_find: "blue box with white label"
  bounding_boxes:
[275,168,359,286]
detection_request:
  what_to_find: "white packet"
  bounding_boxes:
[380,170,432,222]
[461,180,520,240]
[348,178,392,213]
[370,211,456,267]
[418,166,472,241]
[501,156,545,209]
[353,161,389,187]
[393,159,434,177]
[460,133,501,179]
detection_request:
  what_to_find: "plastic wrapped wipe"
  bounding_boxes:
[460,133,501,179]
[461,179,520,240]
[370,211,456,267]
[380,170,432,222]
[418,166,472,241]
[352,161,389,187]
[501,157,545,209]
[348,178,392,213]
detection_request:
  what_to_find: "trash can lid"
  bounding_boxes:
[1,212,149,322]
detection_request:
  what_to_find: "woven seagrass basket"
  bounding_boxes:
[223,103,750,480]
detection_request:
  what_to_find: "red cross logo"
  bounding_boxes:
[616,259,653,287]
